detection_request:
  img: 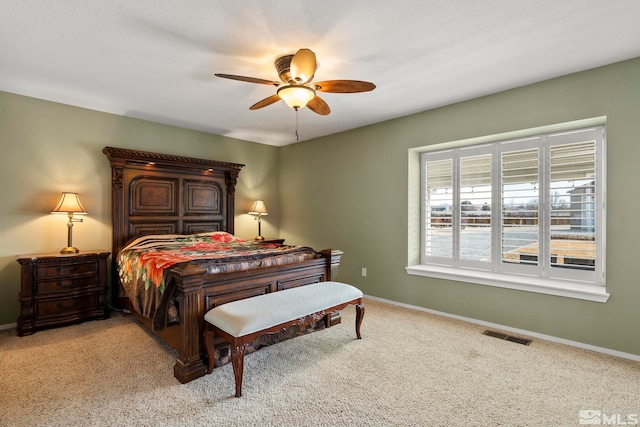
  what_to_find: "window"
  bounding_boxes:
[409,125,607,302]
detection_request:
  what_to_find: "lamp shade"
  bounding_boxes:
[277,84,315,110]
[51,192,87,214]
[248,200,268,216]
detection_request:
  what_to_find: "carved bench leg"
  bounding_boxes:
[355,303,365,339]
[204,328,216,374]
[230,343,246,398]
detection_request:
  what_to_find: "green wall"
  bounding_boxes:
[279,57,640,356]
[0,91,281,325]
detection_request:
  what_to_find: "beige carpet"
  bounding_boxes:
[1,299,639,427]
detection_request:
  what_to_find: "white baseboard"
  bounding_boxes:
[0,322,17,331]
[364,294,640,363]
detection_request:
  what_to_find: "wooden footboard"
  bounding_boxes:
[166,249,343,384]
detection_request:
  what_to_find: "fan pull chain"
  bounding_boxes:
[295,108,300,141]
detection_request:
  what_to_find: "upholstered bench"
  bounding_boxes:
[204,281,365,397]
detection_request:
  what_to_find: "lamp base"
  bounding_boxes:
[254,236,265,241]
[60,246,80,254]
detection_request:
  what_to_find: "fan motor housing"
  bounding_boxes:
[275,54,294,83]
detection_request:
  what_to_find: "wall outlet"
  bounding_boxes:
[361,267,367,277]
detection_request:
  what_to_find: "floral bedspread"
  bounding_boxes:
[117,232,318,328]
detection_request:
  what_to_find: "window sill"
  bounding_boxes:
[405,264,609,303]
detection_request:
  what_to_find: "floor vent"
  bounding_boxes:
[483,330,532,346]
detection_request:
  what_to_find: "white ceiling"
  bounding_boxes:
[2,1,640,147]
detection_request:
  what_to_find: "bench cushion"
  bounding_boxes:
[204,281,363,337]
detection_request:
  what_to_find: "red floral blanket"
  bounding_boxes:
[117,232,318,327]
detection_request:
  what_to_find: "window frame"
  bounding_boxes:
[407,120,608,302]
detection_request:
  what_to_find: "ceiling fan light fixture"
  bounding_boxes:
[277,84,316,110]
[216,48,375,116]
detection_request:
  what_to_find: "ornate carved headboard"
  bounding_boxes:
[103,146,244,298]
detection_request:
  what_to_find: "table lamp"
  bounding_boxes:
[248,200,268,240]
[51,192,87,254]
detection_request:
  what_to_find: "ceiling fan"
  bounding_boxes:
[215,48,375,115]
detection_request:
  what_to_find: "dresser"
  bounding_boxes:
[16,251,110,336]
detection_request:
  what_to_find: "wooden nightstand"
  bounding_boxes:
[16,250,110,336]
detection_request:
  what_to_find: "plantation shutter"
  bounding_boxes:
[549,140,597,271]
[501,147,539,265]
[425,158,453,259]
[459,153,492,262]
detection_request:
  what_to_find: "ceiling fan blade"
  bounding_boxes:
[249,94,281,110]
[314,80,376,93]
[215,74,279,86]
[307,96,331,115]
[290,49,317,83]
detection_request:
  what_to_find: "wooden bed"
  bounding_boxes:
[103,146,342,384]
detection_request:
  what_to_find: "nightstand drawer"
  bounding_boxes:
[36,275,99,294]
[35,260,98,279]
[36,293,99,317]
